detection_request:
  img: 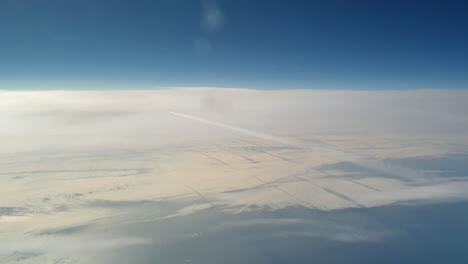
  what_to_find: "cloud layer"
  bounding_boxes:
[1,88,468,263]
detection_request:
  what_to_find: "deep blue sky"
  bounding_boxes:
[1,0,467,89]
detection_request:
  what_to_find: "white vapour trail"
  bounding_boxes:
[168,111,293,145]
[169,111,428,182]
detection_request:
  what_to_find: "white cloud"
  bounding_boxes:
[361,181,468,206]
[213,217,395,243]
[1,87,468,208]
[0,236,152,255]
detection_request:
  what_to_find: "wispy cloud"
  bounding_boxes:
[213,217,395,243]
[361,181,468,205]
[212,218,308,230]
[0,236,152,255]
[271,230,393,243]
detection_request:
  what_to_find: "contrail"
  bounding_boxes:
[169,111,293,145]
[169,111,428,182]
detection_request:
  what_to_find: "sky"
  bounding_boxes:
[1,0,468,90]
[2,2,468,261]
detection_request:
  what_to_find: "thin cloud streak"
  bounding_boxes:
[169,111,293,146]
[0,236,152,255]
[361,181,468,205]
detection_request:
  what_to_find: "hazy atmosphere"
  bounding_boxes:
[1,0,468,263]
